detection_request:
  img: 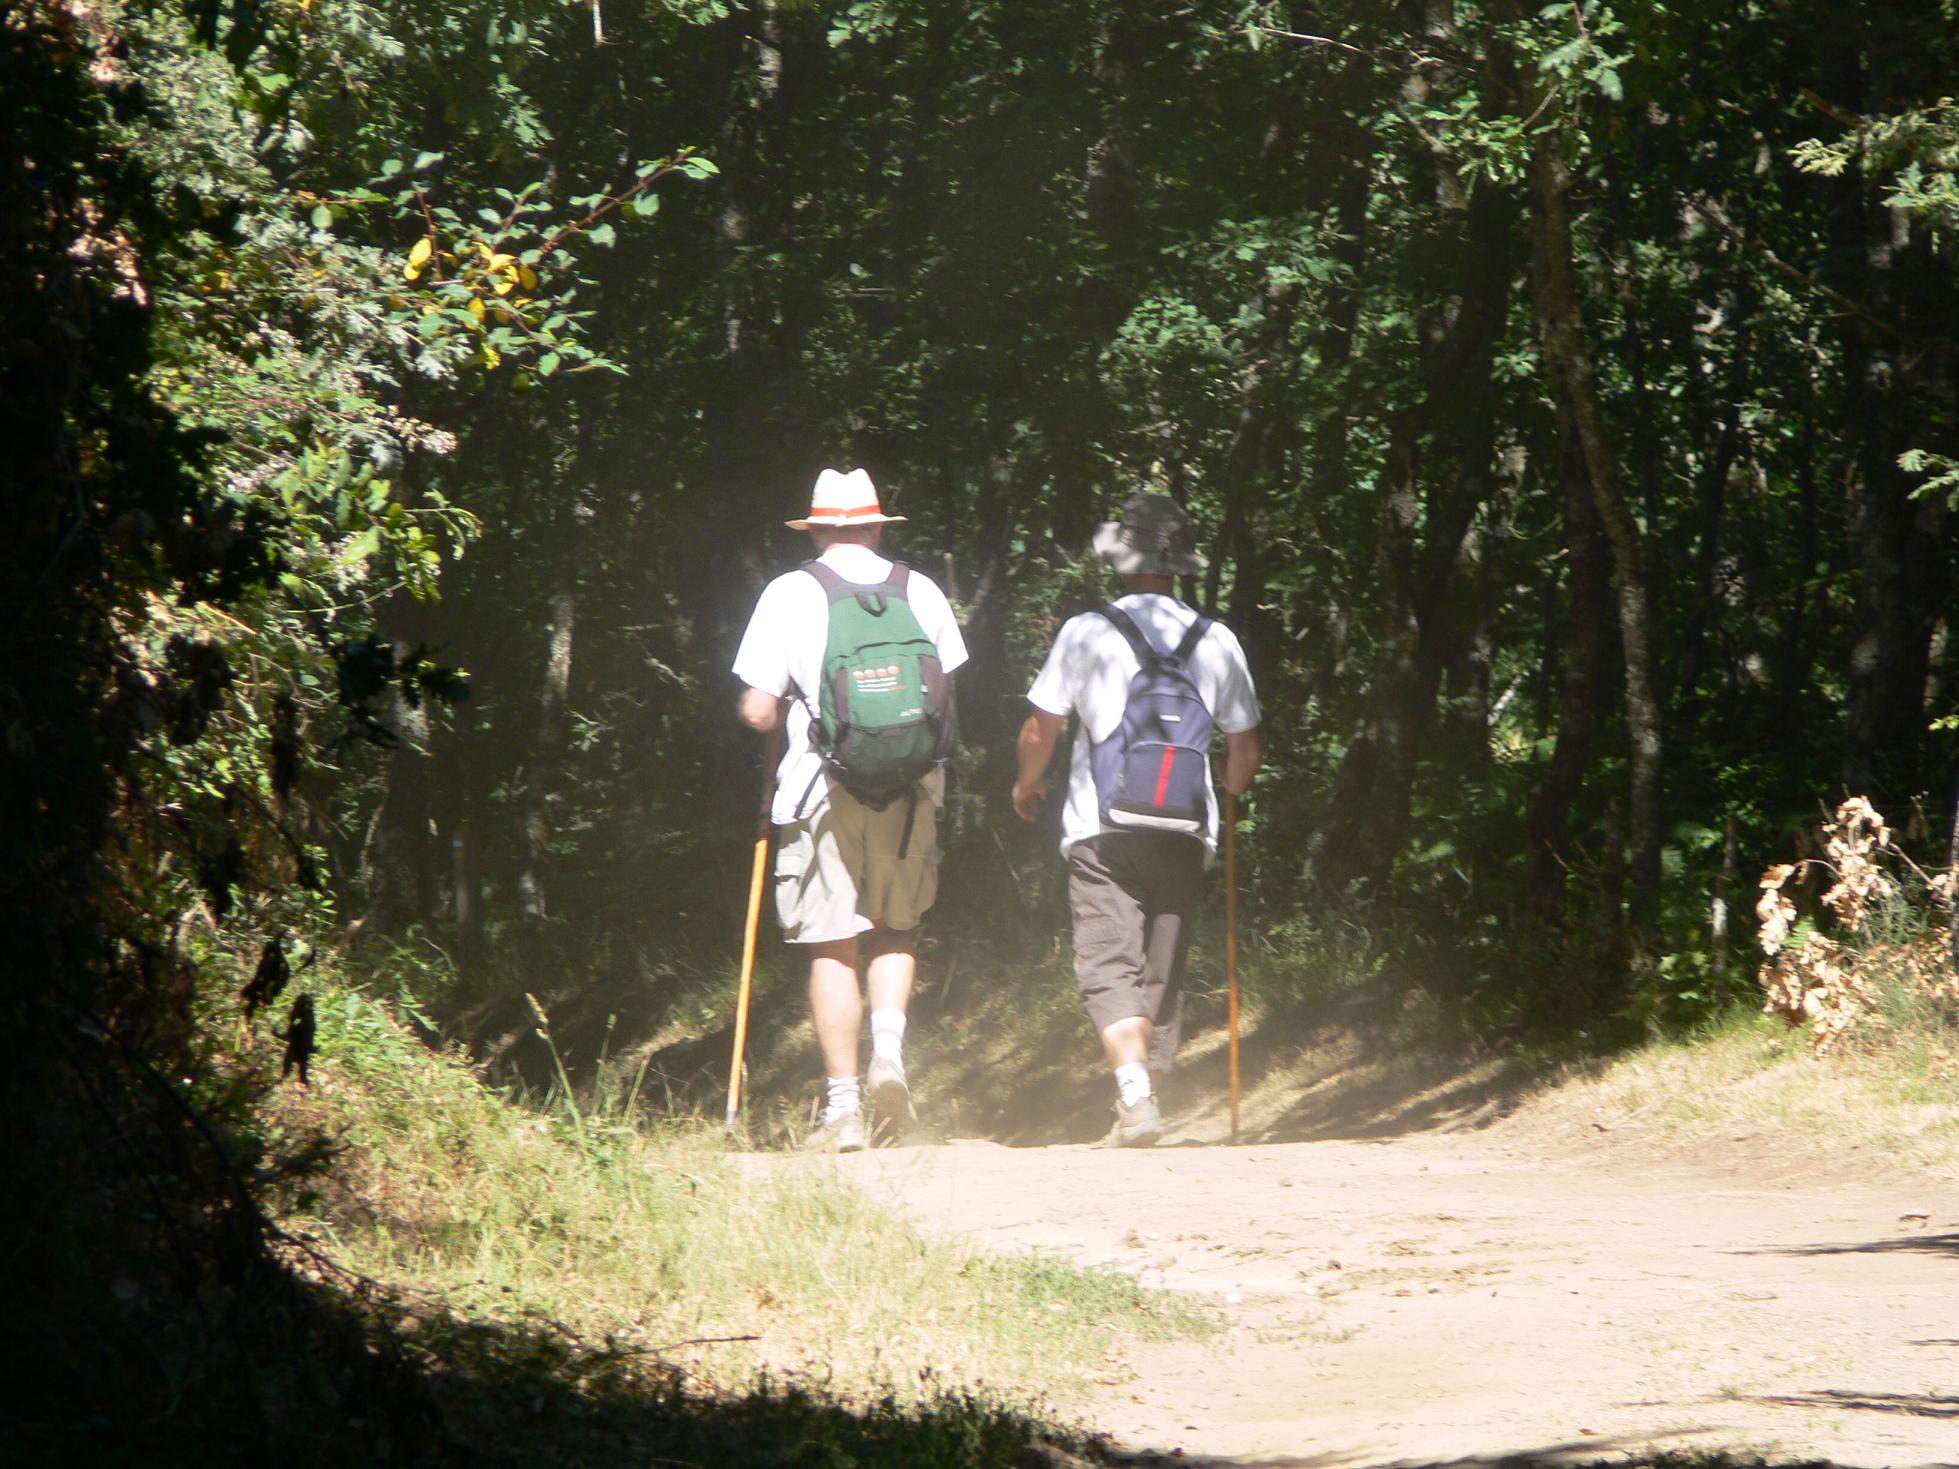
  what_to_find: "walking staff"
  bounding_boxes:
[725,724,782,1127]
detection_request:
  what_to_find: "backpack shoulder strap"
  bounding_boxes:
[803,559,847,601]
[1094,604,1160,669]
[1170,614,1213,667]
[806,558,900,614]
[884,561,910,596]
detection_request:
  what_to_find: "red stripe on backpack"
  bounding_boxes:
[1153,746,1176,806]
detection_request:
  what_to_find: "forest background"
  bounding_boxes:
[5,0,1958,1461]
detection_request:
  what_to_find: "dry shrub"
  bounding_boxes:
[1756,797,1957,1052]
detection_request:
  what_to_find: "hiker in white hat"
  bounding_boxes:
[1012,492,1261,1147]
[731,468,967,1150]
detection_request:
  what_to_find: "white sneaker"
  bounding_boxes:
[805,1110,865,1153]
[866,1054,916,1142]
[1102,1094,1162,1148]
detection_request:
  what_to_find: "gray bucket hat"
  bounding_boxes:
[1092,492,1209,576]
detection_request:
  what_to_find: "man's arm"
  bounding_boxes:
[737,685,784,732]
[1223,726,1262,797]
[1012,709,1066,821]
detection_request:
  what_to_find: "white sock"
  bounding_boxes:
[824,1075,862,1122]
[1114,1062,1153,1108]
[870,1008,907,1067]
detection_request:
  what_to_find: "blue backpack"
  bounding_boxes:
[1090,606,1215,838]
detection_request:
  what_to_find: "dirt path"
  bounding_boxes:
[836,1126,1957,1469]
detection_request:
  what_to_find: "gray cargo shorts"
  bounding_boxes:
[1066,830,1205,1072]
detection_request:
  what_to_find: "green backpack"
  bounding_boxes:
[798,560,953,815]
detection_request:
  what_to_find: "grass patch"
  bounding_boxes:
[266,979,1209,1418]
[1507,1006,1959,1177]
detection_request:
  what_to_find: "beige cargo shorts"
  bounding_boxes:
[774,785,940,944]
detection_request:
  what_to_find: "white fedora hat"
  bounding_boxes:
[785,467,908,530]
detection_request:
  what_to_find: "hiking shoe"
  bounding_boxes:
[1101,1094,1162,1149]
[866,1054,917,1143]
[805,1110,865,1153]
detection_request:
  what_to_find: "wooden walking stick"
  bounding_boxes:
[725,725,783,1129]
[1226,787,1241,1144]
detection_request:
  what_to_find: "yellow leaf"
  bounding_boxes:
[468,296,485,320]
[408,236,433,269]
[494,278,515,296]
[519,265,538,291]
[403,262,423,281]
[487,252,514,272]
[482,345,501,369]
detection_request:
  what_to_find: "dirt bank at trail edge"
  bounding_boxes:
[812,1119,1958,1469]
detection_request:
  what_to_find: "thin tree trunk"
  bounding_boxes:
[1713,812,1739,989]
[1528,130,1664,963]
[1306,10,1517,901]
[1947,768,1959,976]
[360,688,433,935]
[1524,426,1611,920]
[1821,29,1954,803]
[1680,328,1749,700]
[517,591,576,931]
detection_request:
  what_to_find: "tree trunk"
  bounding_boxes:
[361,690,433,934]
[1947,768,1959,976]
[1680,320,1749,701]
[1303,4,1523,902]
[1527,129,1664,963]
[1713,812,1739,988]
[1821,26,1956,804]
[517,591,576,932]
[1524,426,1612,920]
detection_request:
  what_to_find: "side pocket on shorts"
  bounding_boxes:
[906,801,940,922]
[1070,914,1127,965]
[772,822,813,937]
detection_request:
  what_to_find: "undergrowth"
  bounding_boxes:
[254,976,1210,1420]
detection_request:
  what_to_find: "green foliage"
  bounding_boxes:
[12,0,1959,1448]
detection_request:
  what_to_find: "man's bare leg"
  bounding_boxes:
[1099,1014,1152,1070]
[808,937,863,1084]
[864,927,918,1131]
[864,926,915,1013]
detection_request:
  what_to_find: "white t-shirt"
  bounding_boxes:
[1026,593,1259,856]
[733,543,968,825]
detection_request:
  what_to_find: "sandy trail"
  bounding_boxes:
[831,1126,1957,1469]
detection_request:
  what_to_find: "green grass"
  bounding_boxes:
[1504,1002,1959,1177]
[269,979,1211,1415]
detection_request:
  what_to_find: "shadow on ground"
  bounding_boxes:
[438,945,1564,1155]
[1740,1232,1959,1259]
[1124,1448,1849,1469]
[1745,1388,1959,1420]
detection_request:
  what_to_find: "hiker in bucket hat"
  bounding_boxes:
[732,468,967,1151]
[1012,492,1261,1146]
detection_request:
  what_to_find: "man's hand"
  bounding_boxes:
[1013,708,1065,823]
[1012,775,1048,823]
